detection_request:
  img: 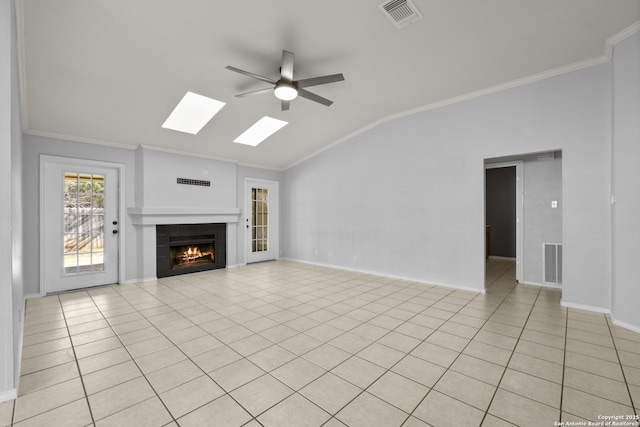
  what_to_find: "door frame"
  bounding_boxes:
[244,178,279,264]
[485,161,524,283]
[39,155,126,295]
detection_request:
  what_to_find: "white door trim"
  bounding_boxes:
[40,155,126,295]
[244,178,279,264]
[485,161,524,283]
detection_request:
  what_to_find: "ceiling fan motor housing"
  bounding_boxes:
[274,80,299,101]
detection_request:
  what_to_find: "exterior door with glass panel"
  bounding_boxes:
[245,179,279,263]
[42,157,120,293]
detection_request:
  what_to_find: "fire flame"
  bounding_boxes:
[180,246,213,262]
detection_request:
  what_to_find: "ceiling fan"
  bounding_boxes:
[226,50,345,111]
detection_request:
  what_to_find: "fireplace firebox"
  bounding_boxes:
[156,223,226,278]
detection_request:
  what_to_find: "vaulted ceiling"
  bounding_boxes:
[16,1,640,170]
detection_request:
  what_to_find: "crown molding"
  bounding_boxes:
[604,20,640,58]
[15,5,639,173]
[284,20,640,171]
[136,144,239,164]
[23,129,138,150]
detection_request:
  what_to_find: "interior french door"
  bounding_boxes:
[245,178,279,263]
[41,156,120,293]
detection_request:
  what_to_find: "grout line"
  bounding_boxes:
[86,284,265,426]
[476,265,543,426]
[14,261,640,426]
[165,260,516,425]
[59,294,97,427]
[605,315,639,416]
[559,299,569,421]
[307,284,464,426]
[84,287,185,424]
[398,261,522,424]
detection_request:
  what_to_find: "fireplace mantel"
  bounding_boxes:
[127,206,242,280]
[127,207,241,225]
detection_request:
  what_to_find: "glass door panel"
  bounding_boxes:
[251,187,269,253]
[63,172,106,275]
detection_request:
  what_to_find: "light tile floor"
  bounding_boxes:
[1,259,639,426]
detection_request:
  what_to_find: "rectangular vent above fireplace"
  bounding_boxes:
[177,178,210,186]
[156,223,226,278]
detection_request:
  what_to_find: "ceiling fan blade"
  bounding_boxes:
[296,73,345,88]
[281,50,295,82]
[281,100,290,111]
[235,87,274,98]
[225,66,276,85]
[298,89,333,107]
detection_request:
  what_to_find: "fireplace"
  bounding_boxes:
[156,223,226,278]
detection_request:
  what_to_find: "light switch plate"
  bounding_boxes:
[551,201,558,208]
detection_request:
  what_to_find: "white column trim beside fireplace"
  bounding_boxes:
[127,207,241,282]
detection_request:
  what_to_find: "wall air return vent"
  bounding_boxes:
[379,0,423,29]
[543,243,562,285]
[537,152,555,161]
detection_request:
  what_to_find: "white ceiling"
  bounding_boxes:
[17,1,640,170]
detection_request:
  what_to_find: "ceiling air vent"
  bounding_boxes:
[379,0,423,29]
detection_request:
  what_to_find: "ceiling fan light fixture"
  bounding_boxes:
[274,81,298,101]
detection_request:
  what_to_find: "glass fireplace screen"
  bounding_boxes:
[170,243,215,269]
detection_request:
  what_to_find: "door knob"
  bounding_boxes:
[112,230,118,234]
[112,220,118,225]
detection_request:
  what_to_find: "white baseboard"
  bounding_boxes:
[560,300,611,314]
[225,263,243,269]
[611,317,640,334]
[521,281,562,290]
[280,258,486,294]
[25,293,42,300]
[0,388,16,403]
[13,295,41,400]
[488,256,516,261]
[122,277,158,284]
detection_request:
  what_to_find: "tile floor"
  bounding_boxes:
[1,259,639,427]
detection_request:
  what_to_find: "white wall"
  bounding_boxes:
[236,165,283,265]
[132,147,243,276]
[0,0,16,400]
[22,135,138,290]
[611,33,640,331]
[10,0,24,394]
[522,153,562,285]
[1,0,24,400]
[22,139,284,286]
[137,147,237,209]
[284,64,611,303]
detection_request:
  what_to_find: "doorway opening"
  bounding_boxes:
[484,151,563,290]
[484,161,523,288]
[41,156,124,294]
[244,178,279,264]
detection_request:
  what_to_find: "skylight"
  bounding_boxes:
[234,116,288,146]
[162,92,225,135]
